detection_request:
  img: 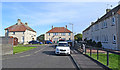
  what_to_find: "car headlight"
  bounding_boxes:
[67,49,70,51]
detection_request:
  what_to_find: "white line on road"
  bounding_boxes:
[34,47,47,54]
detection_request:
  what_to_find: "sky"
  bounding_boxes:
[1,2,118,36]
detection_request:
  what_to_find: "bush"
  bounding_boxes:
[92,41,96,47]
[95,42,102,48]
[86,39,92,46]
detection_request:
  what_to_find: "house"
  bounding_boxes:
[45,25,73,43]
[5,19,37,44]
[82,4,120,50]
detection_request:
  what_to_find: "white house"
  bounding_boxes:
[45,25,73,43]
[5,19,37,44]
[83,4,120,50]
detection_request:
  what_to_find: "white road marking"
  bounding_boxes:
[34,47,47,54]
[19,54,31,57]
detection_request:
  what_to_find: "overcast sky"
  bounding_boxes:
[1,2,118,36]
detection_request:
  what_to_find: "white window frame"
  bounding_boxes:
[112,16,115,25]
[69,33,71,36]
[13,32,15,35]
[104,20,107,28]
[48,33,50,36]
[113,34,116,44]
[61,33,66,36]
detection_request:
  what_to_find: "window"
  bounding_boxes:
[104,35,108,42]
[13,32,15,35]
[112,17,115,25]
[69,38,71,40]
[101,22,104,29]
[7,30,9,36]
[53,33,58,36]
[69,33,71,36]
[113,34,116,43]
[61,33,66,36]
[104,20,107,28]
[58,43,68,47]
[49,33,50,36]
[21,36,24,43]
[95,24,99,31]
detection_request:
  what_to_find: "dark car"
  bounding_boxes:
[28,40,41,44]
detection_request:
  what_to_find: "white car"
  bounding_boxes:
[55,41,70,55]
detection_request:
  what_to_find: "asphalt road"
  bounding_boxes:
[2,45,76,69]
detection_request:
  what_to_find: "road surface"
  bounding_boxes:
[2,45,76,69]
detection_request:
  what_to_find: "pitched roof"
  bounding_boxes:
[5,22,36,32]
[83,4,120,33]
[47,27,72,33]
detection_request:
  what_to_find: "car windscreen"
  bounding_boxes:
[58,43,68,47]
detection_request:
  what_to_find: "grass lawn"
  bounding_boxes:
[86,53,120,70]
[13,45,36,54]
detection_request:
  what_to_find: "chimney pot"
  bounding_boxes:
[52,26,53,29]
[106,9,111,13]
[91,22,94,25]
[17,19,21,25]
[66,25,67,28]
[25,22,28,25]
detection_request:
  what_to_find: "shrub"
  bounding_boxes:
[96,42,102,48]
[92,41,96,47]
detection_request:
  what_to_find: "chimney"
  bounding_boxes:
[25,22,28,25]
[91,22,94,25]
[106,9,111,13]
[66,25,67,28]
[52,26,53,29]
[17,19,21,25]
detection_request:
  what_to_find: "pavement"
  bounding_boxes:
[70,48,105,70]
[2,44,76,69]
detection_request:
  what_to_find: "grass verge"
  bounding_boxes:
[86,53,120,70]
[13,45,36,54]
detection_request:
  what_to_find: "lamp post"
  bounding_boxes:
[69,23,74,47]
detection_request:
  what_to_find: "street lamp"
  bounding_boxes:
[69,23,74,47]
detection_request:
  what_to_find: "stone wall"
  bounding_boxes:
[0,37,13,55]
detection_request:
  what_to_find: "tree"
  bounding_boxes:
[37,34,44,42]
[74,33,82,41]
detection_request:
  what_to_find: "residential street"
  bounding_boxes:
[2,45,76,68]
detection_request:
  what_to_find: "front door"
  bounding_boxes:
[21,36,24,43]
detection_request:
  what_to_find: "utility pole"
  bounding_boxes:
[69,23,74,47]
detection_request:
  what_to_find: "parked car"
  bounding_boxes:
[55,41,70,55]
[46,40,52,44]
[28,40,42,44]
